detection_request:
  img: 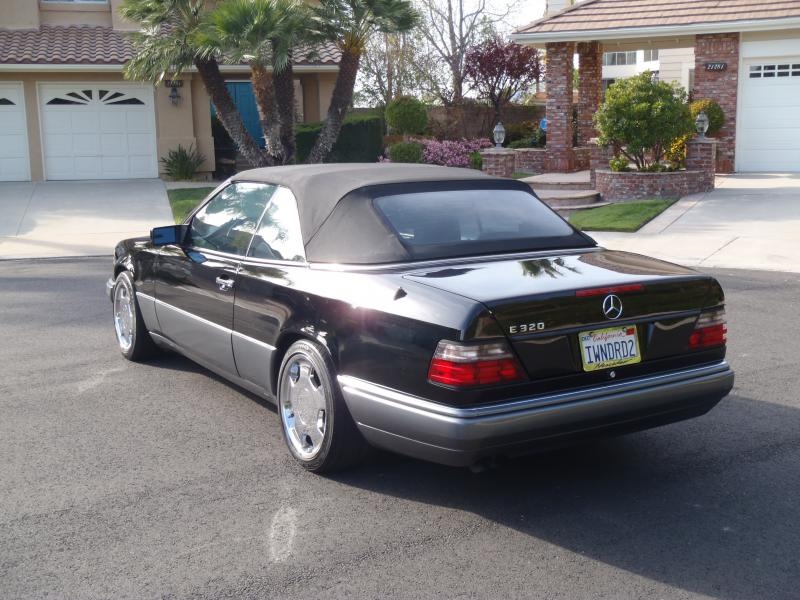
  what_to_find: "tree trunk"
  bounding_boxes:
[251,62,282,162]
[273,59,296,164]
[194,57,269,168]
[306,49,360,164]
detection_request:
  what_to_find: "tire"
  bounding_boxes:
[277,339,369,473]
[112,271,158,362]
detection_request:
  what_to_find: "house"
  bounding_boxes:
[0,0,340,182]
[514,0,800,173]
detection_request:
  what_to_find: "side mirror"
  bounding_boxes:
[151,224,188,247]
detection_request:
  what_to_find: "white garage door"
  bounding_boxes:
[738,60,800,172]
[0,82,31,181]
[40,84,157,180]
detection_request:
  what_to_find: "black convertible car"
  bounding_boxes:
[108,164,734,472]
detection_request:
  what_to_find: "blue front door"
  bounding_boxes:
[212,82,265,148]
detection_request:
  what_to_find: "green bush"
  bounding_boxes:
[609,155,630,172]
[385,96,428,135]
[504,121,536,143]
[690,98,725,136]
[160,144,206,180]
[296,114,384,163]
[508,138,532,149]
[469,151,483,170]
[388,141,423,163]
[594,72,695,170]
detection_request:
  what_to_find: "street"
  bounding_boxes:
[1,257,799,599]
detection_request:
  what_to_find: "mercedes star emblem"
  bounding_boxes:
[602,294,623,320]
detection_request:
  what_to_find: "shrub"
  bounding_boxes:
[504,120,536,143]
[690,98,725,136]
[388,141,423,163]
[160,144,206,180]
[609,155,630,172]
[469,151,483,170]
[385,96,428,136]
[419,138,492,168]
[594,72,695,170]
[296,114,384,163]
[508,138,532,149]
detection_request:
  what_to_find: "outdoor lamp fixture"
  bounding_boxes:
[169,84,181,106]
[493,122,506,148]
[695,110,710,138]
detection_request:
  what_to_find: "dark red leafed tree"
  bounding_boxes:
[464,36,544,122]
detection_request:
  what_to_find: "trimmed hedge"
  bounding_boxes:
[388,141,423,163]
[296,114,384,163]
[385,96,428,135]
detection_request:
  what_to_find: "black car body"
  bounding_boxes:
[108,164,733,471]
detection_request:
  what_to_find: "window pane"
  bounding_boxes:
[190,183,274,255]
[374,189,575,252]
[248,187,306,262]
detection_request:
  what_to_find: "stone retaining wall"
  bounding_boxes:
[514,148,546,174]
[595,169,713,201]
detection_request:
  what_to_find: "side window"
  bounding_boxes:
[248,186,306,262]
[190,182,276,255]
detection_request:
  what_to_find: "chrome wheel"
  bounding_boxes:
[280,355,328,459]
[113,281,135,352]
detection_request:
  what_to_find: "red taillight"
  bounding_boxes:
[689,308,727,350]
[428,340,525,388]
[575,283,644,298]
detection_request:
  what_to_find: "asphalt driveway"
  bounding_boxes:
[592,173,800,273]
[0,180,173,259]
[1,258,799,599]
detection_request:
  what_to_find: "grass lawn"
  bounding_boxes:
[569,199,675,233]
[512,171,534,179]
[167,187,215,223]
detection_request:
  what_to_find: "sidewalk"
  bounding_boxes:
[590,174,800,273]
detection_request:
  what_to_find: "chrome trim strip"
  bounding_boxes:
[232,329,276,351]
[338,361,732,420]
[148,295,276,350]
[136,291,155,303]
[309,247,602,273]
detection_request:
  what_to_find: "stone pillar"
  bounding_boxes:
[693,33,739,173]
[544,42,576,172]
[686,137,717,192]
[576,41,602,147]
[588,138,614,188]
[480,149,516,178]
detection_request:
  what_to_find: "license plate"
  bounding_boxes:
[579,325,641,372]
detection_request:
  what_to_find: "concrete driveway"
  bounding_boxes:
[592,173,800,273]
[0,180,173,259]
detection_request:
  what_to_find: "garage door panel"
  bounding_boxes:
[0,82,30,181]
[739,58,800,172]
[40,84,157,180]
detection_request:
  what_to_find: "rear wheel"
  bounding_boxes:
[112,271,157,361]
[277,340,368,473]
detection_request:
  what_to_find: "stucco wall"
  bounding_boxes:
[659,47,695,90]
[0,0,39,29]
[39,3,112,27]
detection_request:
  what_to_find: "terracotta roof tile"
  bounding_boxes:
[515,0,800,35]
[0,25,340,67]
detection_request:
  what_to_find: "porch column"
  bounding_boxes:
[544,41,576,172]
[576,41,602,147]
[693,33,739,173]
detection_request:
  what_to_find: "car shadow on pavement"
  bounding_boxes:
[330,392,799,600]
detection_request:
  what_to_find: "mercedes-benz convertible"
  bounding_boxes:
[108,164,733,472]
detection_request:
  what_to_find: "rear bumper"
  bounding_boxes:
[338,361,734,467]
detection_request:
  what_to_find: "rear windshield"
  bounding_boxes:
[374,188,591,259]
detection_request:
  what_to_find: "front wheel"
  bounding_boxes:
[112,271,157,361]
[277,340,368,473]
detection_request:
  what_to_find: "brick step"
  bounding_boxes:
[533,189,601,206]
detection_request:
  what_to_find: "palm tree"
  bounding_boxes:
[305,0,418,164]
[201,0,307,163]
[121,0,270,168]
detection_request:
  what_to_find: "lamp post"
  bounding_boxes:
[695,110,709,138]
[493,122,506,149]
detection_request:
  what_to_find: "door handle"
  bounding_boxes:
[215,276,235,292]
